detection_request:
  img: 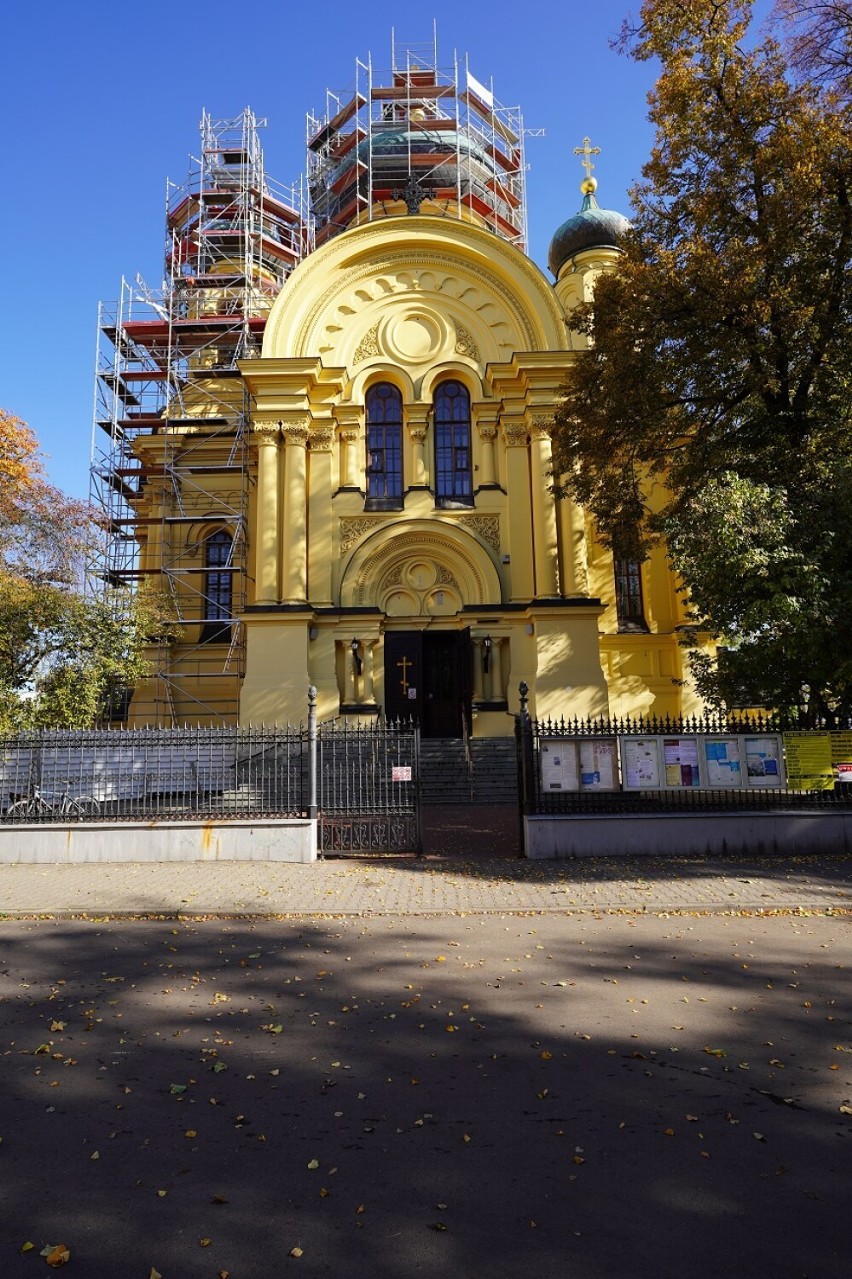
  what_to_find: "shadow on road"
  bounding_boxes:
[0,912,849,1277]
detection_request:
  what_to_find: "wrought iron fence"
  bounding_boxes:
[0,695,421,856]
[515,683,852,818]
[0,726,309,821]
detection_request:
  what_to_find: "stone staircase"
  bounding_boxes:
[419,737,518,806]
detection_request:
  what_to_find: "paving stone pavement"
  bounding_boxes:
[1,851,850,917]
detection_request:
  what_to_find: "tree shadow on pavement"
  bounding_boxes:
[0,912,849,1278]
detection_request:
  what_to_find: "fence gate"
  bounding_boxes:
[317,719,421,856]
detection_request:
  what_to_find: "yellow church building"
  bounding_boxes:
[91,35,701,735]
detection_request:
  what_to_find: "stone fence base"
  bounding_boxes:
[524,811,852,860]
[0,819,317,865]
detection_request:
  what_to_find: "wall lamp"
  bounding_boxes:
[482,634,492,674]
[351,637,363,676]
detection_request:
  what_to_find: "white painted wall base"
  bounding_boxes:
[0,819,317,864]
[525,811,852,859]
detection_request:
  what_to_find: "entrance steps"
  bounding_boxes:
[419,738,518,806]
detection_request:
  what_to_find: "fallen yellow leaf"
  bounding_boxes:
[44,1244,71,1267]
[290,1246,303,1257]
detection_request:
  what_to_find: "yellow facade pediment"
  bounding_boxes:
[261,217,566,378]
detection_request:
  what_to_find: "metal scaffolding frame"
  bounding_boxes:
[306,28,528,250]
[90,109,309,724]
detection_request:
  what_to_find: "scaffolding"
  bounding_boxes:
[90,109,309,724]
[306,28,528,250]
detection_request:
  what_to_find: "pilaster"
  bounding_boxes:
[529,415,559,597]
[253,420,281,604]
[280,416,309,605]
[307,424,335,606]
[502,415,535,600]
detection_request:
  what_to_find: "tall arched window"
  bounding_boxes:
[614,557,648,632]
[365,383,403,509]
[434,380,473,506]
[200,528,233,643]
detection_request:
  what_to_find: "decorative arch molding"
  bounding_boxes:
[419,362,486,403]
[261,218,566,368]
[349,364,417,407]
[339,518,502,612]
[183,517,237,558]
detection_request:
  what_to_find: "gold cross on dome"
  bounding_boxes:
[573,136,601,180]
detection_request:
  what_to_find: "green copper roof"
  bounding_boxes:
[548,192,630,276]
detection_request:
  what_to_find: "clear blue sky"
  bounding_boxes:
[0,0,769,501]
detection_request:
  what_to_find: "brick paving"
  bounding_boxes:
[0,849,850,917]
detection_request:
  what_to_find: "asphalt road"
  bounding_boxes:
[1,910,849,1278]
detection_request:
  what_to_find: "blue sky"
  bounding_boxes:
[1,0,768,500]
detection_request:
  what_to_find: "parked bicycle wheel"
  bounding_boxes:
[5,798,42,819]
[66,797,101,817]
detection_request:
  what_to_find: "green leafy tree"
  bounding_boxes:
[0,407,169,729]
[550,0,852,720]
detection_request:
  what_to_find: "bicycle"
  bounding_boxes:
[5,785,100,820]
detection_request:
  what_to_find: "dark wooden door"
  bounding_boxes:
[423,632,468,738]
[383,632,423,722]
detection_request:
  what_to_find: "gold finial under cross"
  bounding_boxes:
[574,136,601,180]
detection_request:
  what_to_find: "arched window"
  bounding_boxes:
[614,557,648,632]
[200,528,233,643]
[434,380,473,507]
[365,383,403,509]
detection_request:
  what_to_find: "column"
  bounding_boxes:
[336,406,363,490]
[281,418,309,605]
[408,410,429,487]
[503,416,535,601]
[471,639,484,701]
[476,406,499,487]
[363,639,377,705]
[253,422,280,604]
[307,424,335,606]
[478,426,497,487]
[342,640,357,705]
[557,494,589,596]
[530,417,559,597]
[490,638,504,703]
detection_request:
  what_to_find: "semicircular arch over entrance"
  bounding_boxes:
[339,519,502,614]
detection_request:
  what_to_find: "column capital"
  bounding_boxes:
[503,420,529,448]
[252,418,281,441]
[309,426,335,452]
[530,415,554,442]
[478,424,498,441]
[279,413,310,446]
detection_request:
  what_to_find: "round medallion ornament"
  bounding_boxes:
[382,310,447,364]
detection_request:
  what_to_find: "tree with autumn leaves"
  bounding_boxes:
[0,408,165,729]
[551,0,852,721]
